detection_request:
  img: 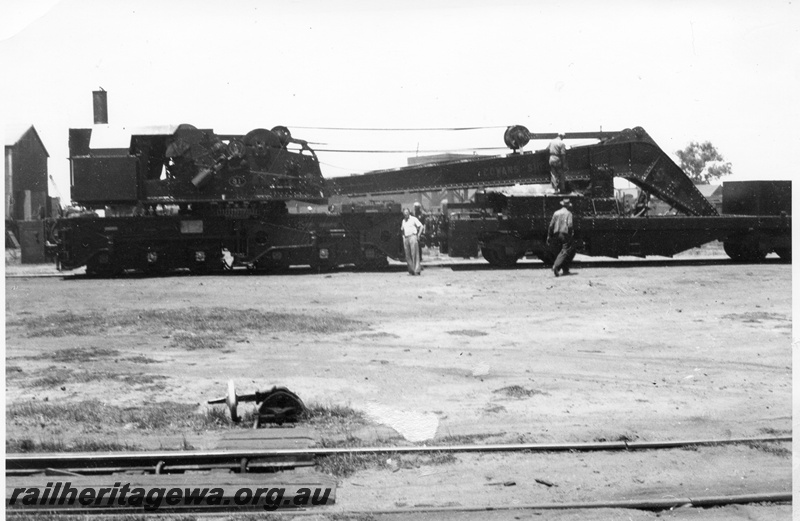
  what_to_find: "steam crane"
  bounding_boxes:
[53,92,789,276]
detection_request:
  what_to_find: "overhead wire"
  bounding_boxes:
[313,146,509,154]
[286,125,509,131]
[295,124,516,170]
[318,160,369,174]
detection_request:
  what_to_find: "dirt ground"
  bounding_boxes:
[4,255,793,520]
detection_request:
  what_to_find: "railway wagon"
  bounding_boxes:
[54,112,790,275]
[328,126,790,266]
[439,184,791,267]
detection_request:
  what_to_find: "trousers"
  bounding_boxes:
[403,234,421,275]
[549,156,566,193]
[552,232,576,274]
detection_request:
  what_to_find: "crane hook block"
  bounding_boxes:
[504,125,530,151]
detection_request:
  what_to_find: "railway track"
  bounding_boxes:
[4,255,787,279]
[4,493,793,517]
[6,435,791,474]
[6,436,792,515]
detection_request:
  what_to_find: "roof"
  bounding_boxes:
[89,124,181,149]
[4,124,49,156]
[490,183,551,196]
[695,184,723,198]
[407,153,479,166]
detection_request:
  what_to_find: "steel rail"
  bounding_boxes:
[4,492,791,515]
[12,459,316,477]
[300,492,793,515]
[5,256,790,280]
[7,435,790,474]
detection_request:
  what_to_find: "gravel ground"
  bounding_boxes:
[4,250,793,520]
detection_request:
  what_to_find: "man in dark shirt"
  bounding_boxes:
[547,198,576,277]
[413,202,427,262]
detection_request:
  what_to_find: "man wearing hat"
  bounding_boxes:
[401,207,424,275]
[547,198,576,277]
[548,132,568,193]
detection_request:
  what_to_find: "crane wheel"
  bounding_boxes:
[724,240,767,263]
[723,241,744,262]
[538,250,557,266]
[481,247,519,268]
[481,248,499,265]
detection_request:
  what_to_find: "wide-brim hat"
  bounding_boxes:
[560,198,572,206]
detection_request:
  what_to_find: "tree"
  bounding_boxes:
[675,141,732,184]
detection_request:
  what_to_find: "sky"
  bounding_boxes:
[2,0,799,203]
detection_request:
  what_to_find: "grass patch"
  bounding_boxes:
[316,450,457,477]
[316,452,389,477]
[215,402,371,433]
[29,346,120,363]
[432,432,504,445]
[317,435,405,449]
[170,332,228,350]
[1,516,193,521]
[7,438,140,453]
[125,354,160,364]
[23,367,167,389]
[326,515,379,521]
[7,401,230,431]
[206,401,371,434]
[202,406,232,426]
[758,427,791,436]
[492,385,547,398]
[721,312,789,323]
[358,332,401,339]
[13,307,365,338]
[747,441,791,458]
[118,373,168,386]
[303,402,369,433]
[28,367,96,388]
[316,435,371,449]
[447,329,488,337]
[592,433,639,443]
[405,452,457,466]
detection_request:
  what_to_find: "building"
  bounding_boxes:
[694,184,724,213]
[5,125,50,221]
[406,152,476,166]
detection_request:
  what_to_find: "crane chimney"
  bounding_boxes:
[92,89,108,124]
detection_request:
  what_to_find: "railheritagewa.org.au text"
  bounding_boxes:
[9,482,332,511]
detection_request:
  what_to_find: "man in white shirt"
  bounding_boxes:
[400,208,423,275]
[548,132,568,193]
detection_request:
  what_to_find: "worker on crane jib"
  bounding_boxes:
[548,132,568,193]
